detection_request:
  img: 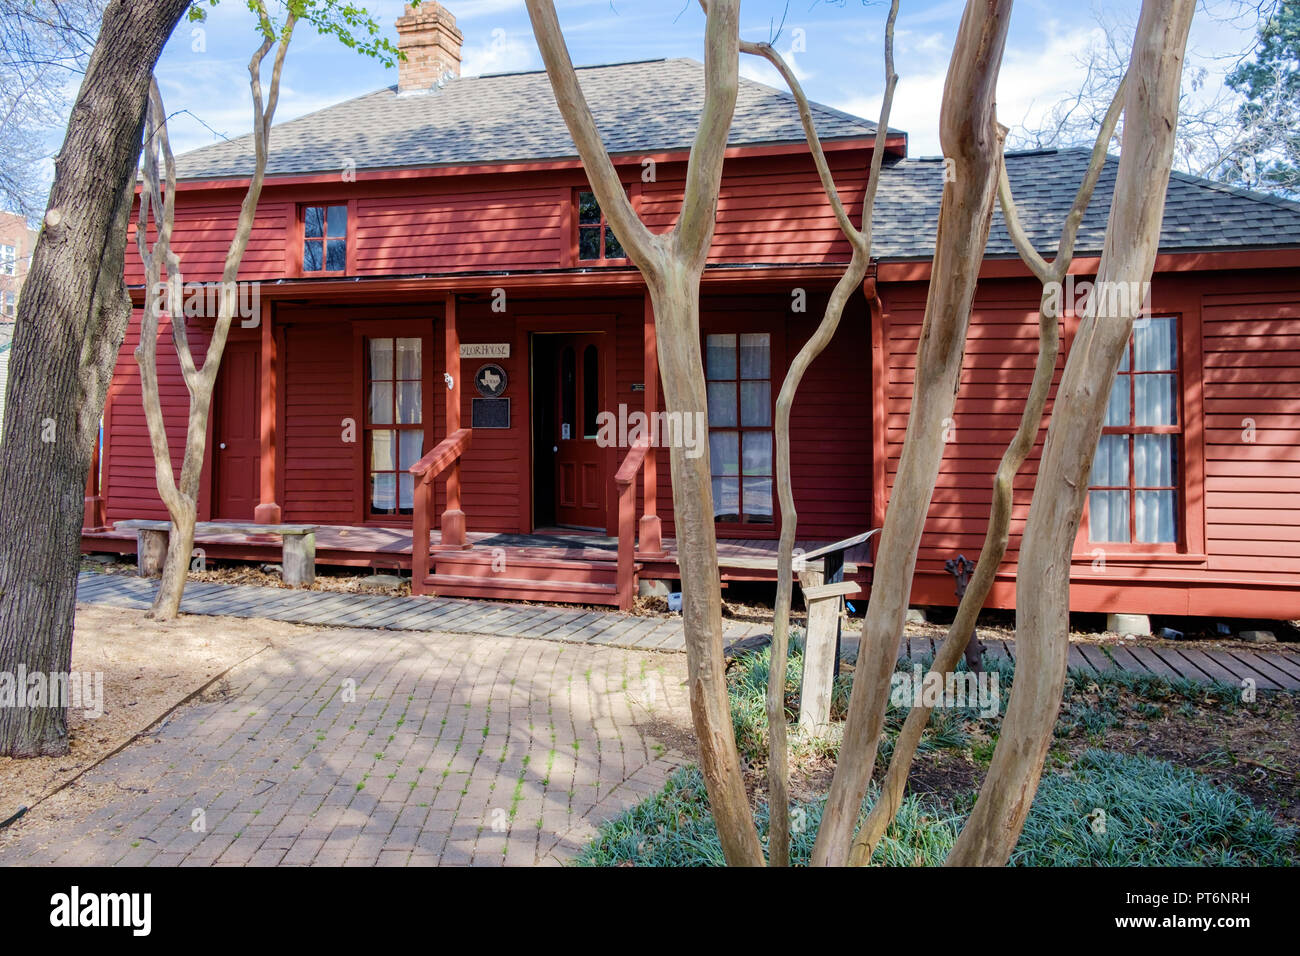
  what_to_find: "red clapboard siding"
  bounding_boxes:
[880,278,1061,577]
[104,309,214,522]
[280,322,356,524]
[124,201,291,285]
[354,187,568,275]
[1201,295,1300,577]
[126,150,871,288]
[882,273,1300,619]
[640,153,864,264]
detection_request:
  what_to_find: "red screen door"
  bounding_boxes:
[554,334,605,529]
[212,340,261,519]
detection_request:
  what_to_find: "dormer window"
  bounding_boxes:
[302,204,347,273]
[576,190,627,262]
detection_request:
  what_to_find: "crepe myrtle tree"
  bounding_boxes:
[533,0,1194,865]
[769,0,1192,866]
[529,0,1013,866]
[136,0,413,623]
[949,0,1195,866]
[525,0,767,867]
[850,72,1130,865]
[811,0,1015,867]
[739,0,900,866]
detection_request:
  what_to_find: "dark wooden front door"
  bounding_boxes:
[553,333,606,529]
[213,340,260,519]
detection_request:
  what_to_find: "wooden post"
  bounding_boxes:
[441,292,468,549]
[639,290,665,556]
[798,566,840,737]
[82,429,107,531]
[254,298,281,524]
[136,528,168,576]
[617,475,637,610]
[281,531,315,587]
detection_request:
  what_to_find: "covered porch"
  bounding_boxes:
[90,267,876,610]
[81,524,874,603]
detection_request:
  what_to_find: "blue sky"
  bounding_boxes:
[152,0,1263,161]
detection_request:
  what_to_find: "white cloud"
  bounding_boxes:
[739,48,812,91]
[461,27,537,76]
[832,20,1102,156]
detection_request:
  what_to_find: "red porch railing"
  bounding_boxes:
[614,435,653,611]
[409,427,472,589]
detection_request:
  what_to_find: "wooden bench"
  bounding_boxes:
[114,520,320,587]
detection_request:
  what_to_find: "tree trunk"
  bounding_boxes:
[135,12,295,621]
[946,0,1195,866]
[646,262,764,866]
[0,0,192,757]
[850,75,1128,864]
[525,0,765,865]
[811,0,1013,867]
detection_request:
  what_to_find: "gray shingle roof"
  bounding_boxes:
[173,57,885,180]
[872,147,1300,260]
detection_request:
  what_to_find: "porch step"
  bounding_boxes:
[424,573,622,606]
[431,550,635,587]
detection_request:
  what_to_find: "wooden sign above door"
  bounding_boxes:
[460,343,510,359]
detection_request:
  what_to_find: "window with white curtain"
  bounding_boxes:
[706,332,773,524]
[1088,315,1180,544]
[365,336,423,517]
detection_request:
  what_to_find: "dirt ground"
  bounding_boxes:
[0,604,282,825]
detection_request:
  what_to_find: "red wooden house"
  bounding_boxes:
[85,3,1300,619]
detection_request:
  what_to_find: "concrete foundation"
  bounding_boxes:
[1107,612,1152,636]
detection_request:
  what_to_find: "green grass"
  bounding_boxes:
[576,640,1296,867]
[577,750,1296,867]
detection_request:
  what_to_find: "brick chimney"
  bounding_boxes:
[396,2,463,93]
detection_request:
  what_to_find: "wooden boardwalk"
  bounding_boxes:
[74,572,1299,690]
[895,634,1300,691]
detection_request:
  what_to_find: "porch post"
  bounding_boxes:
[441,291,469,548]
[639,290,665,555]
[254,298,281,523]
[82,431,106,531]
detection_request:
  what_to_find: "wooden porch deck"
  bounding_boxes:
[82,524,874,582]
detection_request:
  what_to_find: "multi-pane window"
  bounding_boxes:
[1,291,14,317]
[366,337,423,516]
[706,333,773,524]
[0,244,15,276]
[576,190,626,262]
[1088,316,1180,544]
[302,205,347,273]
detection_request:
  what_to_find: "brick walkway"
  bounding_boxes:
[73,571,777,652]
[74,572,1300,689]
[0,619,692,867]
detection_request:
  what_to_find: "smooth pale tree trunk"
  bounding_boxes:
[525,0,764,865]
[737,0,898,865]
[0,0,192,757]
[850,77,1128,864]
[136,9,294,621]
[811,0,1014,867]
[646,262,762,863]
[946,0,1195,866]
